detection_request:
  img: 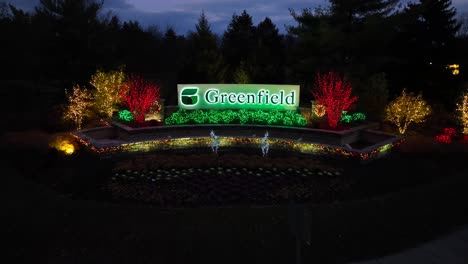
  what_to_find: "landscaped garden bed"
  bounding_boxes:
[24,135,466,208]
[106,153,348,206]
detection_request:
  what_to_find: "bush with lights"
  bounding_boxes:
[434,127,457,144]
[340,111,366,124]
[63,69,164,128]
[118,110,134,122]
[385,89,431,134]
[165,109,307,127]
[90,68,126,118]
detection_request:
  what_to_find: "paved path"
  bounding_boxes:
[350,225,468,264]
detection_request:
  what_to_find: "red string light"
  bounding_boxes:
[443,127,457,137]
[312,72,358,128]
[120,75,160,123]
[435,127,459,144]
[435,134,452,144]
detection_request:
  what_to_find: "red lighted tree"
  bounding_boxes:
[120,75,160,123]
[312,72,358,128]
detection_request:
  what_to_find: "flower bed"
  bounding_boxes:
[106,167,348,206]
[105,153,348,206]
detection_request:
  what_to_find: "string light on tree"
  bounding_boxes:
[90,68,126,118]
[457,91,468,134]
[63,85,93,130]
[311,71,358,128]
[120,75,161,123]
[385,89,431,134]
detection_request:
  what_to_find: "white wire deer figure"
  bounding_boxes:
[210,130,220,153]
[261,130,270,157]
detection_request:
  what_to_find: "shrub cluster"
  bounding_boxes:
[340,111,366,124]
[165,109,307,127]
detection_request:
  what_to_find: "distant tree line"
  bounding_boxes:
[0,0,467,109]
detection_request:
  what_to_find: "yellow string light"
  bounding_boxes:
[90,69,126,118]
[457,92,468,134]
[64,85,93,130]
[447,64,460,75]
[73,134,402,161]
[385,89,431,134]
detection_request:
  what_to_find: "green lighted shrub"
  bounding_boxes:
[222,110,237,123]
[340,111,366,124]
[165,109,307,127]
[352,112,366,122]
[118,110,134,122]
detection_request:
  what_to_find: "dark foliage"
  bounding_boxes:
[1,0,467,131]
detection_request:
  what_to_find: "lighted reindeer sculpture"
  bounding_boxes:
[261,131,270,157]
[210,130,220,154]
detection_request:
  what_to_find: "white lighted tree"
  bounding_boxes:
[64,85,93,130]
[385,89,431,134]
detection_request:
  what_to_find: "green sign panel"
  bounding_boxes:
[177,84,300,110]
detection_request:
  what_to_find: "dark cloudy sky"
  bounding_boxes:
[5,0,468,35]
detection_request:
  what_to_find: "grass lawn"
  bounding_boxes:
[2,130,468,263]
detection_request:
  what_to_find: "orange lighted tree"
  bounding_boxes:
[63,85,93,130]
[312,72,358,128]
[385,89,431,134]
[120,75,160,123]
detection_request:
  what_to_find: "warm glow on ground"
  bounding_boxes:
[50,135,75,155]
[59,142,75,155]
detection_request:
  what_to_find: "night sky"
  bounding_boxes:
[6,0,468,34]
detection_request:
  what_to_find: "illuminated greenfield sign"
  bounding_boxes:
[177,84,300,110]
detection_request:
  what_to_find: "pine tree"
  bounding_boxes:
[288,1,398,88]
[186,11,226,83]
[404,0,460,63]
[328,0,398,69]
[329,0,398,22]
[287,7,335,85]
[396,0,461,106]
[254,17,285,83]
[222,10,256,81]
[34,0,103,79]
